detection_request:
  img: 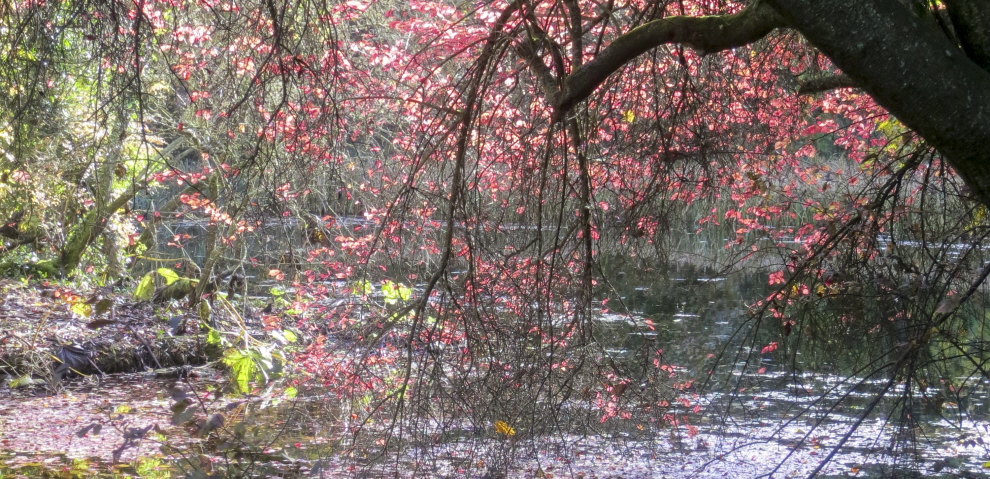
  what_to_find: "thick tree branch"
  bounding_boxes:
[515,35,562,101]
[528,0,990,207]
[943,0,990,72]
[519,2,567,76]
[553,0,785,116]
[766,0,990,206]
[797,73,857,94]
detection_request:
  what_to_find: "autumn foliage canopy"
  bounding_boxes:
[2,0,990,474]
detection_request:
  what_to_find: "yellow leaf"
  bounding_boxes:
[494,420,515,437]
[623,110,635,123]
[71,302,92,318]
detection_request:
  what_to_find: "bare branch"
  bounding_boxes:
[798,73,857,94]
[552,0,785,117]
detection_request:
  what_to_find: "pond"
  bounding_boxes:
[3,263,990,478]
[4,371,988,477]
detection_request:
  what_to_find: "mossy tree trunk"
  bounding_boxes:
[56,110,140,278]
[56,181,141,277]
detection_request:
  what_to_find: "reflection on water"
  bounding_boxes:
[592,263,990,477]
[4,369,989,478]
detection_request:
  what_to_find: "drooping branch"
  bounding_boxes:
[552,0,785,116]
[797,73,857,94]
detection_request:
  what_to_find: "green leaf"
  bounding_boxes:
[157,267,180,285]
[271,330,296,345]
[9,375,40,388]
[198,300,212,323]
[388,309,416,323]
[71,302,92,318]
[223,350,257,394]
[93,298,113,316]
[352,280,372,296]
[206,328,221,346]
[382,280,412,305]
[284,386,297,399]
[382,280,397,304]
[133,272,155,301]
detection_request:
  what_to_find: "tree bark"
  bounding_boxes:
[57,183,141,276]
[943,0,990,71]
[766,0,990,206]
[797,74,857,95]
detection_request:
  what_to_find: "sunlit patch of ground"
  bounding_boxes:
[0,374,211,476]
[4,277,990,478]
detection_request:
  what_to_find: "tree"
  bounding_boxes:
[303,0,990,475]
[547,0,990,205]
[3,0,989,475]
[0,0,349,282]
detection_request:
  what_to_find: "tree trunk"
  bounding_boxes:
[766,0,990,205]
[57,185,140,276]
